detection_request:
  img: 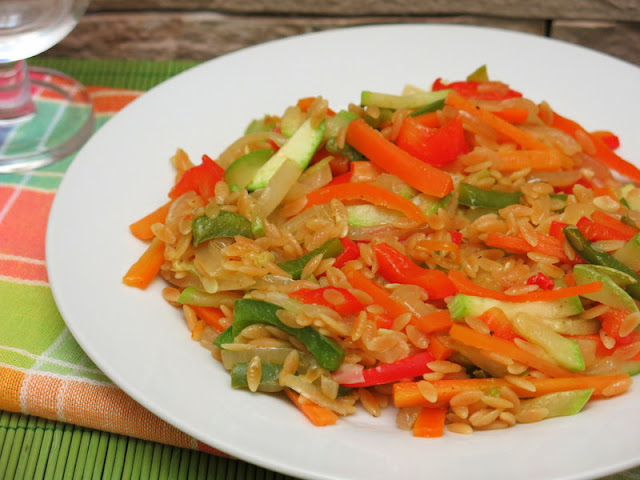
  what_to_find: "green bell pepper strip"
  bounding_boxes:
[192,210,253,245]
[563,225,640,300]
[458,183,523,209]
[213,326,234,348]
[231,361,283,392]
[231,299,345,371]
[277,237,344,280]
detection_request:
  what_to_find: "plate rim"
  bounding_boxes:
[47,22,640,480]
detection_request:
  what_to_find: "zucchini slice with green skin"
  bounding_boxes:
[224,148,274,191]
[447,293,585,321]
[246,118,325,191]
[360,89,450,110]
[511,313,585,373]
[517,389,594,420]
[573,264,638,312]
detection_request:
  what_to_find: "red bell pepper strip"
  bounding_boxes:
[591,130,620,150]
[576,216,631,242]
[432,78,522,101]
[526,272,554,291]
[549,220,569,241]
[333,237,359,268]
[338,351,435,387]
[327,171,352,186]
[373,243,457,300]
[395,115,469,168]
[552,112,640,183]
[590,210,638,240]
[290,287,364,316]
[169,154,225,200]
[449,231,463,245]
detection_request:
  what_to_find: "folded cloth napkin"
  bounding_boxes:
[0,85,221,456]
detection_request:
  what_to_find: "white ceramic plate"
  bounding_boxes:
[47,24,640,480]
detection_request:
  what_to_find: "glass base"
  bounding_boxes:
[0,66,94,173]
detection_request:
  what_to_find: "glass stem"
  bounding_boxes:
[0,60,36,121]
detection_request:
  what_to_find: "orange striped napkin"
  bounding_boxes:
[0,86,221,455]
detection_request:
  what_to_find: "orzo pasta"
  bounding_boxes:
[124,66,640,437]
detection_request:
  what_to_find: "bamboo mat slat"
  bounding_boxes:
[0,412,297,480]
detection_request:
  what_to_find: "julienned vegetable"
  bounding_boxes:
[458,183,522,209]
[277,237,344,280]
[230,299,345,371]
[124,68,640,435]
[338,351,436,388]
[191,210,253,245]
[345,118,454,198]
[373,243,457,299]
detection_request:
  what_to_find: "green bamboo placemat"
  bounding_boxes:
[0,411,294,480]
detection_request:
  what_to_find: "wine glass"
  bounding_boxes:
[0,0,94,173]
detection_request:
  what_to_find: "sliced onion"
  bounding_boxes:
[281,203,332,234]
[193,238,230,277]
[528,169,582,187]
[331,363,365,385]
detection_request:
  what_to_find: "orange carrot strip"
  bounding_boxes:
[508,281,602,303]
[191,321,206,340]
[122,238,165,289]
[297,96,336,115]
[485,232,574,264]
[494,149,571,172]
[552,112,640,183]
[345,118,454,198]
[284,389,338,426]
[128,201,173,241]
[449,324,577,378]
[591,210,638,239]
[344,268,449,333]
[478,307,519,341]
[445,92,548,150]
[191,306,225,332]
[426,334,453,360]
[448,269,601,303]
[344,268,408,319]
[393,374,630,408]
[410,310,453,334]
[305,182,427,224]
[415,239,460,258]
[448,269,510,301]
[412,407,447,437]
[493,107,530,124]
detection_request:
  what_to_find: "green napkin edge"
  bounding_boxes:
[29,57,201,90]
